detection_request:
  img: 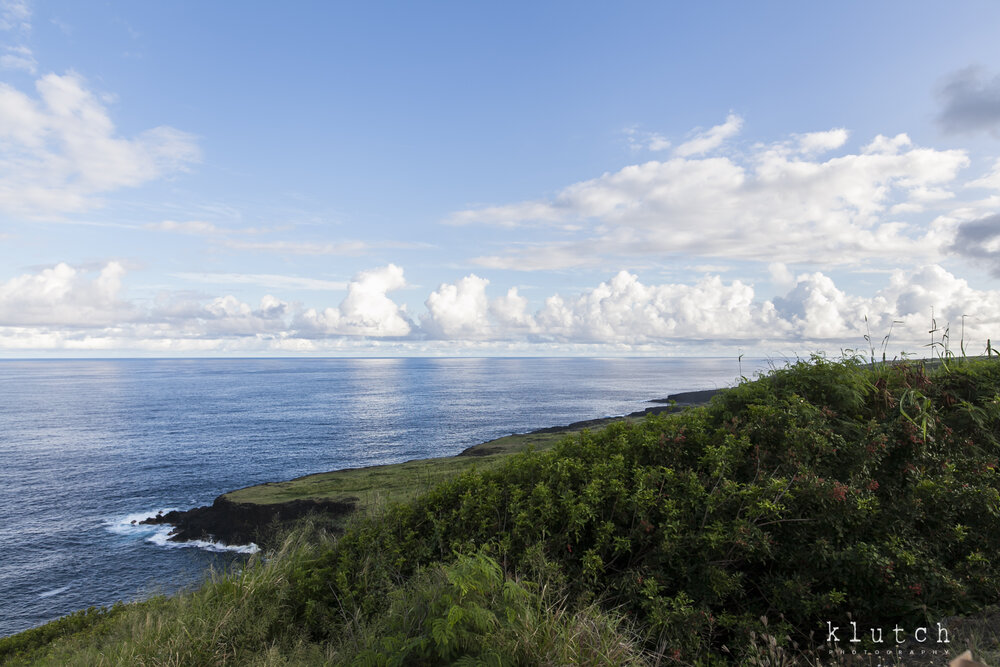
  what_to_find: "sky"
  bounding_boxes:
[3,1,1000,357]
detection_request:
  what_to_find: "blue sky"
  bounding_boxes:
[3,1,1000,356]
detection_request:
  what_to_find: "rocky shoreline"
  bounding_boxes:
[141,495,358,547]
[142,388,720,549]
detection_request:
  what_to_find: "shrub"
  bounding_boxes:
[290,357,1000,661]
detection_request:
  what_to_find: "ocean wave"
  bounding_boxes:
[38,585,71,598]
[104,509,180,536]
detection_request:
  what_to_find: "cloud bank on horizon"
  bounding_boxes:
[3,258,1000,357]
[3,2,1000,357]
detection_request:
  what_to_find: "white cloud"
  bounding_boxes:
[422,274,492,339]
[490,287,535,331]
[411,266,1000,351]
[772,264,1000,349]
[192,294,290,336]
[0,0,30,32]
[0,72,200,217]
[457,123,972,270]
[420,276,541,340]
[3,262,998,355]
[648,135,672,151]
[625,126,671,152]
[768,262,796,292]
[295,264,411,337]
[796,128,848,155]
[448,200,568,228]
[534,270,780,344]
[0,261,131,326]
[673,113,743,157]
[967,159,1000,190]
[1,45,35,73]
[472,265,1000,349]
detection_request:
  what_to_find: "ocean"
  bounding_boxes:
[0,356,771,638]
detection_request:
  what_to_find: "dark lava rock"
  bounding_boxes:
[650,389,721,405]
[141,495,357,548]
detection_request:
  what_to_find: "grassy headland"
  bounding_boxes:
[226,428,581,509]
[5,355,1000,665]
[222,397,704,524]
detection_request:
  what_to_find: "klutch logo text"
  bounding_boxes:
[825,620,951,644]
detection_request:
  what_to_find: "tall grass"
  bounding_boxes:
[3,526,651,666]
[1,528,334,666]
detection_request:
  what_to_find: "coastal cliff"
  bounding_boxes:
[141,495,357,546]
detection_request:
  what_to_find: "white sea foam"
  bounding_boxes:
[104,509,179,536]
[106,509,259,554]
[145,527,259,554]
[38,585,71,598]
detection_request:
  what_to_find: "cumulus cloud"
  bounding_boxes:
[458,122,972,270]
[421,277,542,339]
[422,274,492,339]
[534,271,782,344]
[937,66,1000,136]
[0,261,131,326]
[416,266,1000,350]
[775,264,1000,350]
[486,265,999,349]
[295,264,412,337]
[0,261,410,348]
[490,287,535,331]
[0,72,200,217]
[4,262,999,355]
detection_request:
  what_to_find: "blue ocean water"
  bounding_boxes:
[0,357,770,638]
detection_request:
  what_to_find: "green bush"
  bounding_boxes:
[290,356,1000,661]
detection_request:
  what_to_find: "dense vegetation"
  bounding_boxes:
[5,355,1000,665]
